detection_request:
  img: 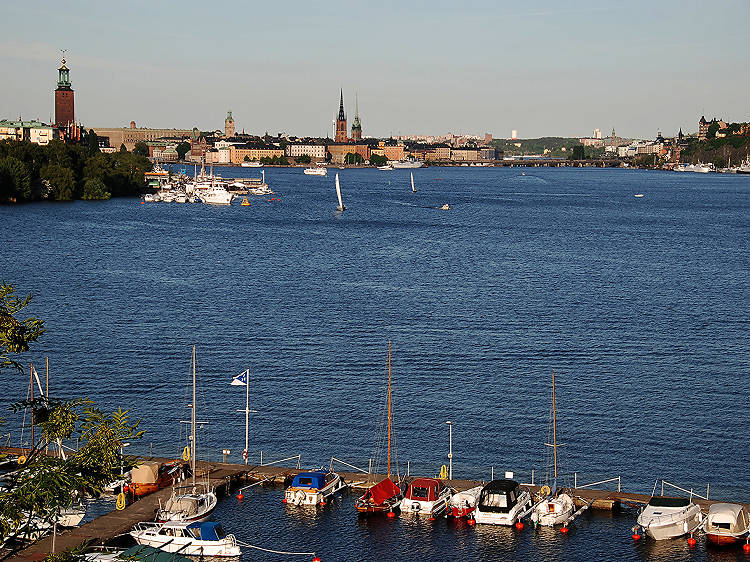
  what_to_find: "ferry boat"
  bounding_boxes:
[377,165,394,171]
[448,486,482,518]
[704,503,750,545]
[241,161,262,167]
[284,470,346,506]
[130,521,241,559]
[303,167,327,176]
[400,478,453,517]
[635,496,702,540]
[473,479,533,526]
[390,160,423,169]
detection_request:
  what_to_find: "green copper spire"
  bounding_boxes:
[57,53,71,89]
[352,93,361,130]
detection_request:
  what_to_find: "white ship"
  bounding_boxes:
[390,160,424,169]
[198,186,234,205]
[304,167,328,176]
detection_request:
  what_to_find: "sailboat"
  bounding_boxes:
[335,172,346,212]
[410,172,417,193]
[355,341,403,515]
[530,370,575,527]
[156,346,217,523]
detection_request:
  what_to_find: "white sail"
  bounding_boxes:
[411,172,416,193]
[335,173,346,211]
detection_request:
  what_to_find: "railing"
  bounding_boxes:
[575,474,622,493]
[258,454,301,470]
[660,479,709,500]
[330,457,369,474]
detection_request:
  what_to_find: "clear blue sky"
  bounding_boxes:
[2,0,748,139]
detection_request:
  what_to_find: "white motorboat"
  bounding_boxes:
[634,193,645,198]
[156,346,217,523]
[737,158,750,174]
[283,470,346,506]
[401,478,453,517]
[473,479,533,526]
[704,503,750,545]
[377,165,394,170]
[130,521,241,559]
[391,160,423,169]
[448,486,482,518]
[531,493,575,527]
[198,186,234,205]
[304,167,327,176]
[173,192,187,204]
[241,161,262,167]
[635,496,702,540]
[143,194,156,203]
[335,173,346,212]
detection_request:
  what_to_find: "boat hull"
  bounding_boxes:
[706,533,740,546]
[638,504,702,540]
[285,474,345,506]
[474,493,533,526]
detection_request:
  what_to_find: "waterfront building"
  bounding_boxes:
[450,147,480,162]
[351,95,362,142]
[92,122,194,152]
[425,144,451,161]
[0,119,59,145]
[480,147,498,160]
[229,145,284,164]
[54,55,74,130]
[286,143,327,161]
[225,110,235,138]
[335,90,347,143]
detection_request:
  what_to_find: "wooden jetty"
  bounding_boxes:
[5,453,750,560]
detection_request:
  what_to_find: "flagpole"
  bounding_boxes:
[244,369,249,465]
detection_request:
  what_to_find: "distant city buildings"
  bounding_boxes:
[0,119,59,145]
[225,111,235,138]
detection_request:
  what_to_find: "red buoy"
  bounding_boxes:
[387,511,396,518]
[282,498,287,503]
[515,521,524,530]
[743,542,750,553]
[236,492,244,500]
[467,518,476,526]
[560,526,569,534]
[320,501,326,506]
[429,517,435,521]
[687,536,697,548]
[123,484,130,493]
[632,533,641,541]
[312,557,321,562]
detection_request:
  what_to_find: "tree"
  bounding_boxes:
[82,178,111,200]
[570,145,585,160]
[40,164,75,201]
[370,153,387,166]
[345,152,364,164]
[0,157,32,203]
[0,284,143,552]
[176,142,191,161]
[243,155,250,162]
[133,142,149,157]
[86,130,100,154]
[296,154,311,164]
[706,122,719,140]
[119,144,127,153]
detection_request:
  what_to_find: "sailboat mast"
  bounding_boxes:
[552,369,558,479]
[30,363,34,449]
[387,340,392,479]
[245,368,250,466]
[192,345,197,487]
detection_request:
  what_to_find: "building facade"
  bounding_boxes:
[230,145,284,163]
[92,124,194,151]
[225,110,235,138]
[286,143,327,160]
[0,120,59,145]
[335,90,347,143]
[54,56,75,129]
[351,95,362,142]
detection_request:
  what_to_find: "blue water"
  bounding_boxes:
[2,166,749,560]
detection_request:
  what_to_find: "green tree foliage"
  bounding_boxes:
[40,164,75,201]
[0,157,33,203]
[119,143,127,153]
[570,145,585,160]
[82,178,111,200]
[133,142,149,157]
[86,130,100,154]
[706,122,719,139]
[260,155,289,165]
[296,154,311,164]
[0,282,45,372]
[345,153,364,164]
[369,153,387,166]
[176,142,191,160]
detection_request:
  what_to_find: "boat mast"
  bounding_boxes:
[552,369,558,480]
[192,345,197,488]
[30,363,34,450]
[244,368,249,466]
[387,340,392,479]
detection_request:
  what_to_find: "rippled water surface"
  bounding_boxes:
[2,166,749,560]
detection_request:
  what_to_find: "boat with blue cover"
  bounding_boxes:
[284,470,346,506]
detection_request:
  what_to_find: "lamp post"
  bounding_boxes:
[445,421,453,480]
[120,442,131,477]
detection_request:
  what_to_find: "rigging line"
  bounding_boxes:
[235,540,315,556]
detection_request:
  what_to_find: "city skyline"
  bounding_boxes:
[1,0,748,139]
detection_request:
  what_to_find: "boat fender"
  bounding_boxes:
[17,455,26,465]
[116,492,126,511]
[182,446,190,461]
[540,485,551,497]
[440,465,448,479]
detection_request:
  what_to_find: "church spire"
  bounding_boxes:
[338,89,346,121]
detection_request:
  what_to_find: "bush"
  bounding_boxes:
[40,163,75,201]
[82,178,111,200]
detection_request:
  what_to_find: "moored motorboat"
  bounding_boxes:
[448,486,482,518]
[635,496,702,540]
[401,478,453,517]
[355,477,403,514]
[130,521,241,559]
[284,470,346,506]
[704,502,750,545]
[304,167,327,176]
[130,461,184,498]
[473,479,533,526]
[377,165,394,171]
[198,186,234,205]
[156,488,217,523]
[531,493,575,527]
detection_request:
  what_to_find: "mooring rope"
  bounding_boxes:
[236,540,315,557]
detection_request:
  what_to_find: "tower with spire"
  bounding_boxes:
[351,93,362,142]
[54,51,75,129]
[335,90,348,142]
[225,110,235,138]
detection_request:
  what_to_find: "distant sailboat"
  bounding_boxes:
[335,172,346,211]
[410,172,417,193]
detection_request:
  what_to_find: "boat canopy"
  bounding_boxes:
[186,522,226,541]
[163,495,201,516]
[363,477,401,505]
[291,471,326,489]
[706,503,749,534]
[647,496,691,508]
[119,545,192,562]
[131,462,160,484]
[478,479,521,513]
[406,478,443,501]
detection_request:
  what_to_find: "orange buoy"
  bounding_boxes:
[560,526,569,534]
[236,492,244,500]
[467,518,476,526]
[282,498,287,503]
[743,542,750,553]
[141,201,145,204]
[312,557,321,562]
[632,533,641,541]
[514,521,524,530]
[387,511,396,518]
[687,536,697,548]
[320,501,326,506]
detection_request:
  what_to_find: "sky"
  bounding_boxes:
[1,0,748,139]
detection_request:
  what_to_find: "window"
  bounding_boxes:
[410,486,429,500]
[483,492,508,508]
[714,522,731,530]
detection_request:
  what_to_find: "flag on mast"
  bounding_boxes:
[231,369,249,386]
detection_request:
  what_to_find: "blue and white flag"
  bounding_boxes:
[231,369,249,386]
